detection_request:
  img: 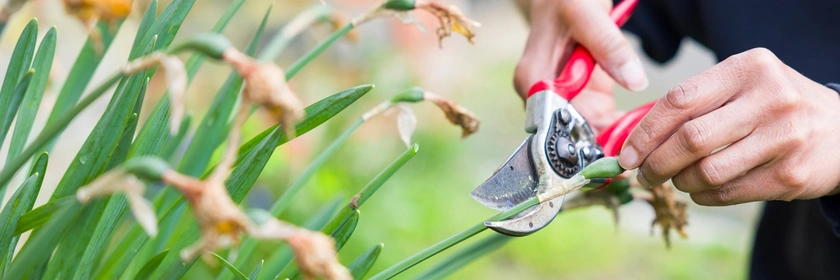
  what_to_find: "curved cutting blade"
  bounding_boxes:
[484,195,565,236]
[470,137,538,211]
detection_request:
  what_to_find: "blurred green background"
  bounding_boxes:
[0,0,761,279]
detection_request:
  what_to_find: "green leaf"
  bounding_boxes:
[212,253,248,280]
[6,27,56,169]
[44,18,126,152]
[158,115,192,161]
[0,169,43,275]
[13,195,72,236]
[237,85,374,166]
[0,70,34,154]
[414,233,511,280]
[348,243,384,280]
[0,18,37,151]
[2,152,47,273]
[6,200,82,280]
[132,249,170,280]
[248,260,263,280]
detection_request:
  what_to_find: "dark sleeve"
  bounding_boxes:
[820,83,840,236]
[615,0,685,63]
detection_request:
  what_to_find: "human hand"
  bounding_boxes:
[618,48,840,206]
[512,0,648,100]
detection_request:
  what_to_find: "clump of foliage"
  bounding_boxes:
[0,0,688,279]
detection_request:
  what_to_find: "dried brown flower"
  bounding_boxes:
[222,49,305,138]
[352,0,480,47]
[415,0,480,46]
[76,169,159,237]
[286,230,352,280]
[123,52,188,134]
[63,0,132,54]
[424,92,480,138]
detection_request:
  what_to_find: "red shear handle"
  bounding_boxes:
[596,101,655,156]
[526,0,639,100]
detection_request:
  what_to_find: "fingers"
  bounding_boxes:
[636,98,759,186]
[618,60,748,170]
[689,166,780,206]
[563,0,647,91]
[513,3,566,98]
[670,129,776,193]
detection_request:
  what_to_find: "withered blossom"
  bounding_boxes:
[76,168,159,237]
[424,91,480,138]
[636,183,688,247]
[123,52,188,134]
[222,49,305,138]
[414,0,480,46]
[353,0,480,47]
[63,0,132,53]
[0,0,28,23]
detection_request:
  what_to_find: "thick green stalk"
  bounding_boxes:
[284,23,353,79]
[368,197,540,279]
[0,71,124,187]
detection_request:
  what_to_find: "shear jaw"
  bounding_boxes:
[475,90,600,236]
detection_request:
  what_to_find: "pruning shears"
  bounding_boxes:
[470,0,656,236]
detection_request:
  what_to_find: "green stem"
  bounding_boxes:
[368,197,540,280]
[0,72,124,187]
[257,5,332,62]
[284,23,354,79]
[269,118,364,216]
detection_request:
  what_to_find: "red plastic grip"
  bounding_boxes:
[595,101,655,156]
[526,0,639,100]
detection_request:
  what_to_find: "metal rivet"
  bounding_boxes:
[567,144,575,154]
[528,222,533,228]
[549,202,554,208]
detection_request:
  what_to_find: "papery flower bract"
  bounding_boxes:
[250,219,351,280]
[222,49,305,138]
[122,52,189,134]
[76,168,159,237]
[63,0,132,24]
[415,0,480,46]
[424,91,480,138]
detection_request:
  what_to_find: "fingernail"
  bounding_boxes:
[636,169,650,187]
[617,58,648,92]
[618,145,639,169]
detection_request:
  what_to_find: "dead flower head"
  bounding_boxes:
[63,0,132,24]
[424,91,480,138]
[222,49,305,137]
[76,167,159,237]
[414,0,480,46]
[354,0,480,47]
[123,52,188,134]
[636,183,688,247]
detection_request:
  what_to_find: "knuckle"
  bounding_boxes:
[678,121,711,154]
[663,82,698,110]
[775,166,807,189]
[693,188,732,206]
[699,159,726,187]
[642,157,668,182]
[772,90,801,112]
[745,47,779,69]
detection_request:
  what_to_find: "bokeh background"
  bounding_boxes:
[0,0,761,279]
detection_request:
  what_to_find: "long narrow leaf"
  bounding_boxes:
[0,18,37,152]
[6,201,83,279]
[132,250,170,280]
[44,19,125,151]
[0,173,41,276]
[212,253,248,280]
[348,243,384,280]
[248,260,264,280]
[0,70,34,153]
[414,233,511,279]
[6,27,56,167]
[13,196,73,236]
[2,153,47,274]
